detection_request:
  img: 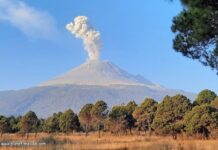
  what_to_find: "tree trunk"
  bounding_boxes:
[148,126,152,137]
[144,130,146,136]
[26,132,29,140]
[85,124,88,137]
[202,127,208,140]
[35,131,37,138]
[173,134,177,140]
[138,128,141,136]
[1,131,3,138]
[129,127,132,135]
[98,124,101,138]
[172,130,177,140]
[147,118,152,137]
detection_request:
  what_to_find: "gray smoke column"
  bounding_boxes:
[66,16,101,61]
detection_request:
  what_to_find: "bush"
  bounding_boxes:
[39,135,57,145]
[39,135,73,146]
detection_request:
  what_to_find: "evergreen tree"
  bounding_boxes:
[44,112,62,133]
[152,95,192,139]
[133,98,157,136]
[211,97,218,109]
[79,104,93,136]
[7,116,20,133]
[125,101,137,115]
[195,89,217,105]
[105,103,136,135]
[0,116,9,137]
[105,105,128,134]
[125,101,137,134]
[172,0,218,73]
[59,109,80,133]
[184,104,218,139]
[20,111,38,139]
[91,100,108,138]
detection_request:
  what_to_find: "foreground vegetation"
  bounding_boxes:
[0,89,218,142]
[0,133,218,150]
[1,132,217,150]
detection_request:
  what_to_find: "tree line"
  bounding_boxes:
[0,89,218,139]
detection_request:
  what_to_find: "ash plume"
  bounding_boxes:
[66,16,101,61]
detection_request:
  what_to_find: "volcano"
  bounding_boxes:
[0,60,195,118]
[40,60,154,87]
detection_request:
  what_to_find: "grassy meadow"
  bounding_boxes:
[0,132,217,150]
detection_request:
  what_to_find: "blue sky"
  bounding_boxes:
[0,0,217,94]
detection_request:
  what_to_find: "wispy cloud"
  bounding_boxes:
[0,0,58,39]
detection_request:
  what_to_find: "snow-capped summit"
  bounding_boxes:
[40,60,155,87]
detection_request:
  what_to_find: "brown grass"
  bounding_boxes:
[0,132,217,150]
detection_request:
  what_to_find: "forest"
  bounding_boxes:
[0,89,218,140]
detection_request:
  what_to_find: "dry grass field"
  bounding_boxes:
[0,132,217,150]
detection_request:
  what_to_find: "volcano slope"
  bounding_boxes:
[0,60,195,118]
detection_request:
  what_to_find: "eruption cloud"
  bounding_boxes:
[66,16,101,61]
